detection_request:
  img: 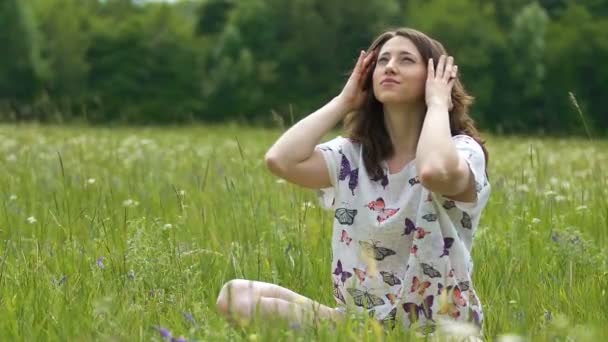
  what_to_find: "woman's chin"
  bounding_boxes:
[376,94,409,105]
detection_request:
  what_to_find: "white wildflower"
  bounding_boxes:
[561,181,571,190]
[163,223,173,230]
[302,201,315,210]
[497,334,526,342]
[9,195,17,201]
[555,195,566,202]
[87,178,96,185]
[531,218,541,224]
[549,177,559,185]
[179,190,186,196]
[275,179,286,184]
[26,216,37,224]
[122,199,140,208]
[509,299,517,304]
[576,205,588,211]
[544,190,557,197]
[436,318,481,341]
[516,184,529,193]
[6,154,16,162]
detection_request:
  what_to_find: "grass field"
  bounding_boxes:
[0,124,606,341]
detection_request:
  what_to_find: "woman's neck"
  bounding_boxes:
[383,102,426,160]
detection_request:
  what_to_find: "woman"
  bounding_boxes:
[216,27,491,335]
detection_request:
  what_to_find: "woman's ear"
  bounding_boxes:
[448,96,454,111]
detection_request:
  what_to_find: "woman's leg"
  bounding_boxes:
[216,279,343,327]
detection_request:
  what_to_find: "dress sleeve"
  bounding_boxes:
[314,135,349,210]
[444,134,491,213]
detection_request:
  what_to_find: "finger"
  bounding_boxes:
[355,50,365,67]
[436,55,446,80]
[448,66,457,88]
[364,50,375,64]
[443,56,454,82]
[428,58,435,80]
[451,65,458,79]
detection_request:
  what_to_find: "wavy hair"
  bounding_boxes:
[343,28,489,180]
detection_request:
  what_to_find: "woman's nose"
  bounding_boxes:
[384,59,396,74]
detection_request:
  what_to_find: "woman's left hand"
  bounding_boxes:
[425,55,457,111]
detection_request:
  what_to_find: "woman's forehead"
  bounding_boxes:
[379,36,420,57]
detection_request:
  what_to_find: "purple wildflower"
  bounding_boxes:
[96,257,105,269]
[171,337,187,342]
[182,312,195,325]
[156,326,172,339]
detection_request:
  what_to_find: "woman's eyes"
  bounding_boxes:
[377,57,414,64]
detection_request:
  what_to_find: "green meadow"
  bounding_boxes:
[0,124,606,341]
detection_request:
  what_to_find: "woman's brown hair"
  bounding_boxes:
[343,27,489,180]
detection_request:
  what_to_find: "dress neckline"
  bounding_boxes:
[383,158,416,177]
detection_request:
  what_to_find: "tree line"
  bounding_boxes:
[1,0,606,135]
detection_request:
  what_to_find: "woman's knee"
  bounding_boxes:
[216,279,248,315]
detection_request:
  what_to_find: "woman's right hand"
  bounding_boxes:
[337,50,376,113]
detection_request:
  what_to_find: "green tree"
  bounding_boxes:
[405,0,505,130]
[0,0,46,119]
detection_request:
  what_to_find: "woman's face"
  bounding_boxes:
[372,36,427,105]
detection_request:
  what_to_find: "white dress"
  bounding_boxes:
[315,134,491,332]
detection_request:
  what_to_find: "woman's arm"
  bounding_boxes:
[264,50,376,189]
[264,96,350,189]
[416,55,476,200]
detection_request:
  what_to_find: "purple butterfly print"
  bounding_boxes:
[371,173,389,189]
[339,153,359,195]
[440,237,455,257]
[402,217,416,236]
[333,260,353,283]
[403,295,434,324]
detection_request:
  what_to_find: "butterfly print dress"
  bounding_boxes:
[316,134,491,332]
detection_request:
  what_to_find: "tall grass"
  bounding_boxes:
[0,124,606,341]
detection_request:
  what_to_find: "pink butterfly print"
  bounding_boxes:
[340,229,352,246]
[416,227,431,239]
[411,276,431,296]
[367,197,399,223]
[386,292,401,305]
[353,268,366,284]
[410,244,418,256]
[339,152,359,195]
